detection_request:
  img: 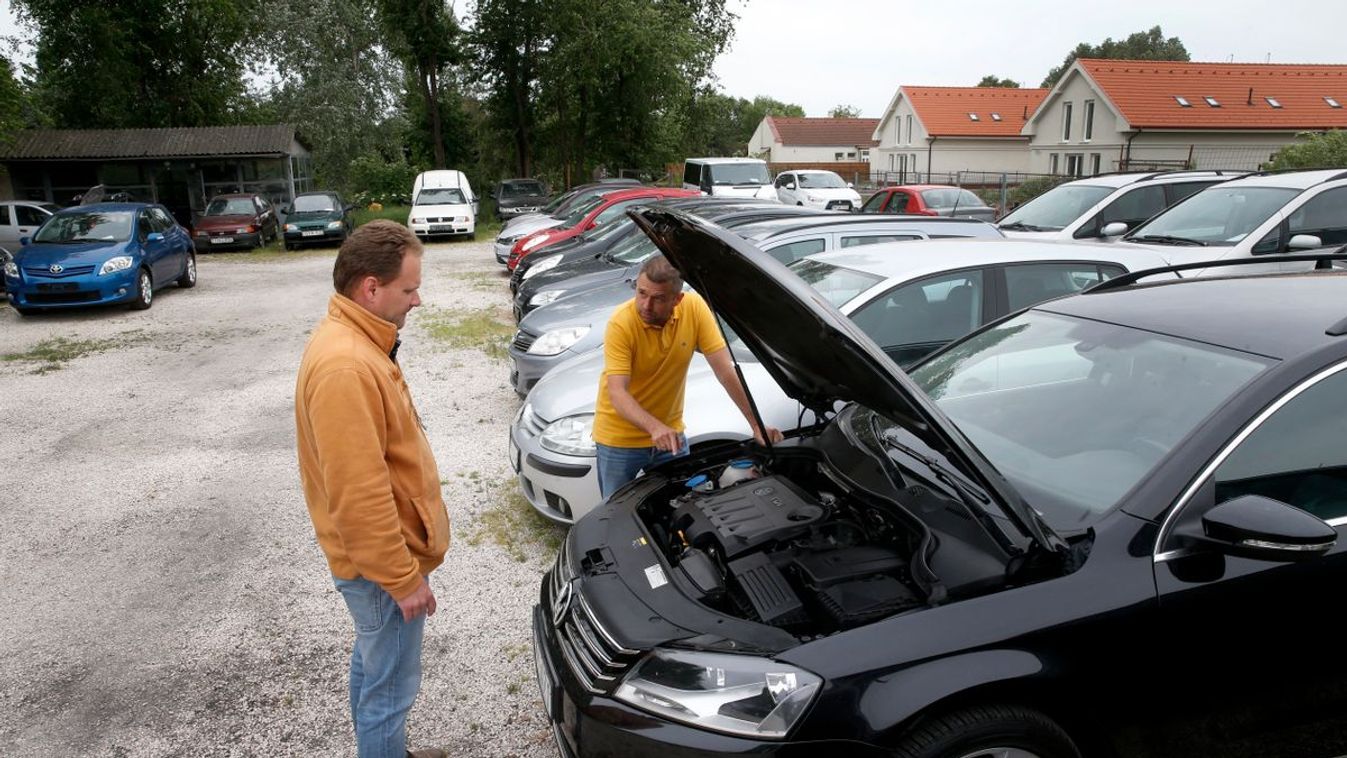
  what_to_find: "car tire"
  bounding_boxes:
[796,201,804,206]
[284,242,294,251]
[13,305,37,316]
[177,253,197,289]
[129,268,153,310]
[891,704,1081,758]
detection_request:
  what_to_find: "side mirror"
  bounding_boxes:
[1200,494,1336,563]
[147,232,165,243]
[785,182,796,190]
[1101,221,1130,237]
[847,182,855,189]
[1288,233,1323,251]
[19,236,30,246]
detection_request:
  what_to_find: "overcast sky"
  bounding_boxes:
[3,0,1344,119]
[713,0,1347,116]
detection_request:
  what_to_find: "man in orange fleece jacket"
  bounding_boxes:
[295,220,449,758]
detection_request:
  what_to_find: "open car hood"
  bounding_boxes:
[629,207,1067,556]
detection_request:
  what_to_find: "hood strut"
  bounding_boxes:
[716,318,774,463]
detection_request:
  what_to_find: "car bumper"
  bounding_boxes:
[495,241,515,265]
[532,605,883,758]
[508,346,577,397]
[510,412,599,525]
[194,231,262,250]
[6,269,139,309]
[284,228,346,246]
[498,206,540,219]
[410,220,474,238]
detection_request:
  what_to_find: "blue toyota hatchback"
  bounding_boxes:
[2,202,197,315]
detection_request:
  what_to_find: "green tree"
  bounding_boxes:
[378,0,462,169]
[1264,131,1347,170]
[13,0,260,128]
[1041,26,1189,88]
[0,57,31,144]
[977,75,1020,88]
[471,0,546,178]
[829,104,861,118]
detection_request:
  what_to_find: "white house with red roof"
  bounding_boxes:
[1023,59,1347,175]
[869,86,1049,181]
[747,116,880,162]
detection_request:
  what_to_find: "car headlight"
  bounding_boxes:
[327,220,345,230]
[615,649,822,739]
[538,414,595,456]
[235,226,249,234]
[193,230,208,237]
[520,234,552,253]
[527,325,590,356]
[522,254,563,279]
[807,194,822,203]
[284,223,297,232]
[411,217,424,224]
[529,289,566,307]
[98,256,134,276]
[3,260,17,278]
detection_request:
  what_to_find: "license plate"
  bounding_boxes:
[211,237,234,244]
[430,224,451,233]
[301,230,323,237]
[534,633,555,719]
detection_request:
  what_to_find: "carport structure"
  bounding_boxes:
[0,124,314,226]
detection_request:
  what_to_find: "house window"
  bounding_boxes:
[1083,100,1095,141]
[1204,96,1220,107]
[835,152,845,160]
[1327,97,1343,109]
[968,113,980,121]
[906,115,914,145]
[1175,96,1191,107]
[1050,154,1060,174]
[1062,101,1073,141]
[895,115,902,143]
[860,149,870,161]
[991,112,1002,121]
[1066,154,1083,177]
[1266,97,1283,108]
[1089,153,1101,175]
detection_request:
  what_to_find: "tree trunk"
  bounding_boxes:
[419,59,446,169]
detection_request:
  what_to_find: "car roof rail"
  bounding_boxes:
[1239,166,1347,180]
[1083,248,1347,294]
[1126,169,1243,183]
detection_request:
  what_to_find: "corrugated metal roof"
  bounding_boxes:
[904,87,1049,137]
[1078,59,1347,130]
[1,125,301,160]
[766,117,881,147]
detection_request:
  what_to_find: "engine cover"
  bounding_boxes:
[670,475,826,559]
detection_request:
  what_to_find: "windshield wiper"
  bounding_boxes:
[997,221,1050,232]
[874,418,990,506]
[1128,234,1207,247]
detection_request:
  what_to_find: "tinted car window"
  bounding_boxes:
[851,270,983,363]
[1214,367,1347,521]
[683,163,701,187]
[152,207,177,231]
[0,205,10,225]
[1166,181,1218,204]
[1004,263,1124,312]
[137,214,155,240]
[764,237,825,264]
[860,192,888,213]
[1287,187,1347,246]
[775,173,794,189]
[888,192,910,214]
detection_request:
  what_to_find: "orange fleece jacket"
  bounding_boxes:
[295,294,450,600]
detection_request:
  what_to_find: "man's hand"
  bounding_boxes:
[648,422,683,453]
[396,577,437,620]
[754,425,785,445]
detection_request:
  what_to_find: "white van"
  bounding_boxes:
[682,157,778,201]
[409,170,477,239]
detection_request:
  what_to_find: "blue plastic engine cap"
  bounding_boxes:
[686,474,710,488]
[730,460,754,469]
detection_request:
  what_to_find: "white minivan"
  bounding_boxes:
[409,170,477,239]
[682,157,778,201]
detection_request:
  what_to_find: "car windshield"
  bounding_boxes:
[204,198,256,216]
[559,196,606,229]
[40,203,61,213]
[587,216,633,242]
[501,181,545,198]
[610,234,657,264]
[34,211,134,243]
[797,173,847,189]
[787,258,884,308]
[416,188,466,205]
[709,163,771,186]
[909,311,1272,527]
[1125,186,1299,246]
[998,184,1114,230]
[293,195,337,213]
[922,188,988,209]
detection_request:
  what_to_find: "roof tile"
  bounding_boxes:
[765,117,880,147]
[1,125,300,160]
[904,87,1049,137]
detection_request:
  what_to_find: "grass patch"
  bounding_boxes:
[464,270,509,293]
[353,204,412,228]
[416,305,514,359]
[462,482,566,563]
[203,241,336,263]
[3,331,148,374]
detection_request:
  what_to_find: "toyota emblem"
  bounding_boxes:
[49,264,63,274]
[551,581,573,627]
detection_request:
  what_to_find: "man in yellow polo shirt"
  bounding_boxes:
[593,254,783,498]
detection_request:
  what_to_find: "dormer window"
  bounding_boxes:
[991,113,1002,121]
[1204,96,1220,107]
[968,113,980,121]
[1266,97,1282,108]
[1175,96,1191,107]
[1327,97,1343,108]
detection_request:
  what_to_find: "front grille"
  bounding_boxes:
[512,328,538,353]
[548,542,641,693]
[25,265,95,278]
[27,291,99,304]
[826,200,853,211]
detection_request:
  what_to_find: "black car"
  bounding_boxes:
[493,178,551,221]
[282,191,354,250]
[532,207,1347,758]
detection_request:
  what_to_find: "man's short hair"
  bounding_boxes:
[639,255,683,290]
[332,220,423,296]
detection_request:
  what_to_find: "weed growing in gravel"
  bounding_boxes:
[462,480,565,563]
[416,306,513,360]
[464,270,508,292]
[2,331,148,374]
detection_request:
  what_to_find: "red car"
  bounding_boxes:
[507,186,698,270]
[192,193,280,251]
[860,184,997,222]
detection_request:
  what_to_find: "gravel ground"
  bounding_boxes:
[0,240,561,757]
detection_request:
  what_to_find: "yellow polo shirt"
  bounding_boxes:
[592,291,727,448]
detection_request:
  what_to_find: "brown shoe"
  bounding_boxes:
[407,750,447,758]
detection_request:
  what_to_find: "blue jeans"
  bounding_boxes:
[333,576,426,758]
[596,434,688,499]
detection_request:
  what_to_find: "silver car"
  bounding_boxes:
[509,238,1173,524]
[507,215,1003,395]
[0,200,60,250]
